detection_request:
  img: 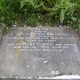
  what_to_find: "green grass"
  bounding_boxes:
[0,0,80,34]
[2,26,10,35]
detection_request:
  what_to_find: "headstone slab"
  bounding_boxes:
[0,26,80,79]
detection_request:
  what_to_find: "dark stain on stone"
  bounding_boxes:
[0,35,4,46]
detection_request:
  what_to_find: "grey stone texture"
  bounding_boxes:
[0,26,80,79]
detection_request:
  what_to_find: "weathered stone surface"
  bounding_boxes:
[0,26,80,79]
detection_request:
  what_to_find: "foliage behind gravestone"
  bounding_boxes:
[0,0,80,34]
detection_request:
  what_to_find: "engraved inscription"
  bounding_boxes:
[6,28,78,54]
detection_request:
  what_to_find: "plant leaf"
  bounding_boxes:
[60,9,65,23]
[71,17,77,21]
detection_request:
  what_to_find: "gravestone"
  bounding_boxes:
[0,26,80,79]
